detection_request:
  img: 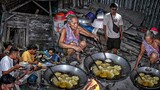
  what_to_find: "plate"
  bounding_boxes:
[19,62,29,67]
[44,62,53,66]
[19,67,26,70]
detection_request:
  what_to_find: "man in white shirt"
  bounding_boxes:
[103,3,123,54]
[0,47,21,77]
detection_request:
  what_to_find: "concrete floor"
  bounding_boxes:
[19,44,158,90]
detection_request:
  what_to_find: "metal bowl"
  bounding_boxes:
[84,52,131,82]
[130,67,160,90]
[78,18,91,25]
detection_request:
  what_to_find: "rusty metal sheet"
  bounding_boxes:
[84,0,160,29]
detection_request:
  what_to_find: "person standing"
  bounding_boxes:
[103,3,123,54]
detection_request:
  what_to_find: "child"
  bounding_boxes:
[44,48,60,64]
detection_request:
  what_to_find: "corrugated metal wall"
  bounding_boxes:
[81,0,160,30]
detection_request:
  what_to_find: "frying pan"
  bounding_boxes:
[44,64,88,90]
[84,52,131,82]
[130,67,160,90]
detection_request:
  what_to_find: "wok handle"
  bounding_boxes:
[95,40,111,62]
[86,71,94,78]
[82,52,100,70]
[95,39,102,52]
[48,66,60,81]
[135,70,143,80]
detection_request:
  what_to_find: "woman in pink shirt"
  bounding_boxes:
[59,15,99,62]
[135,30,160,70]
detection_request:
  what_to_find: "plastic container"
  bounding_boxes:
[96,12,104,19]
[96,8,104,14]
[53,20,64,32]
[92,19,103,29]
[80,24,94,33]
[86,12,96,21]
[78,18,91,25]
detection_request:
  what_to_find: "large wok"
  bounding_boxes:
[130,67,160,90]
[44,64,88,90]
[84,52,131,82]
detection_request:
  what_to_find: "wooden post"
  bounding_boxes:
[1,4,7,11]
[0,12,6,53]
[26,18,29,47]
[6,27,10,42]
[49,0,55,46]
[1,12,7,42]
[0,5,6,47]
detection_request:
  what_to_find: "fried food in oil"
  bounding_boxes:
[51,72,79,89]
[91,60,122,79]
[136,73,159,87]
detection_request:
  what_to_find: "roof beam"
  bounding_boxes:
[9,0,32,12]
[49,0,52,17]
[5,13,17,22]
[32,0,49,14]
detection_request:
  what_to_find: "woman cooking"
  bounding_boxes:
[134,30,160,70]
[59,15,99,63]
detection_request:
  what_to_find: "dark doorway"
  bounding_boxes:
[7,27,27,48]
